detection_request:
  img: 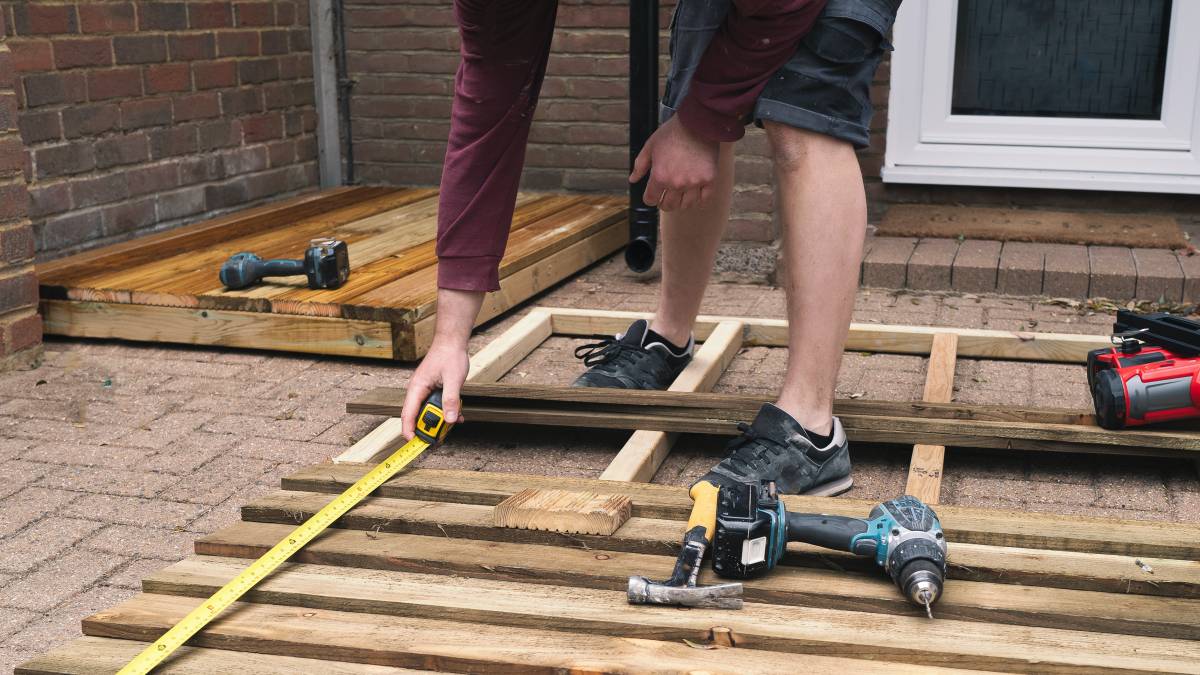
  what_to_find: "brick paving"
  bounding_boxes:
[2,253,1200,670]
[863,235,1198,302]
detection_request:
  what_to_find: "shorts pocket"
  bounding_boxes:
[804,16,888,64]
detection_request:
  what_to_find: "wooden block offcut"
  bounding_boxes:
[493,488,632,535]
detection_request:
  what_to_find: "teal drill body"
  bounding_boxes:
[711,482,948,616]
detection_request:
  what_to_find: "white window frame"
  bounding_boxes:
[884,0,1200,193]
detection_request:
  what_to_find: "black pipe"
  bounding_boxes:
[626,0,659,272]
[332,0,355,184]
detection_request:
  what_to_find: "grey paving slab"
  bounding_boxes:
[906,238,959,290]
[997,242,1044,296]
[950,239,1001,293]
[1088,245,1137,299]
[1131,247,1184,301]
[1041,243,1091,298]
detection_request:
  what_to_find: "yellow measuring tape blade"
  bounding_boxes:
[118,411,445,675]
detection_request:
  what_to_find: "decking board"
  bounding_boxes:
[36,187,627,360]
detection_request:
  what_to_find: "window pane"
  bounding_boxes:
[951,0,1171,120]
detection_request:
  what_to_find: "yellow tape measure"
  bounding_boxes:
[118,391,451,675]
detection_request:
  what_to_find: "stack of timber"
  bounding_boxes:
[36,187,627,360]
[347,383,1200,458]
[19,466,1200,674]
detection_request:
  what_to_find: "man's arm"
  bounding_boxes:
[402,0,558,439]
[677,0,827,142]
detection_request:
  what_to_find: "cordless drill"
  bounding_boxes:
[1087,310,1200,430]
[219,237,350,291]
[711,481,947,617]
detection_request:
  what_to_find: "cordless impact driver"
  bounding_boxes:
[711,480,947,617]
[219,237,350,291]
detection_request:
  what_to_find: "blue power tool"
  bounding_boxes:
[711,481,948,617]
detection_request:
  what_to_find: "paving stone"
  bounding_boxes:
[1131,247,1184,301]
[2,583,133,654]
[861,237,916,288]
[0,517,106,574]
[20,442,155,470]
[1041,243,1091,298]
[906,238,959,291]
[0,606,39,643]
[313,415,386,446]
[234,437,347,464]
[1097,473,1170,511]
[79,523,198,560]
[62,493,208,529]
[114,411,217,449]
[997,242,1044,296]
[0,460,56,499]
[185,495,250,534]
[37,465,182,499]
[202,413,336,441]
[137,432,237,475]
[0,416,129,446]
[1178,251,1200,303]
[102,557,176,590]
[1088,246,1137,299]
[156,455,275,505]
[0,488,81,538]
[950,239,1000,293]
[1174,491,1200,522]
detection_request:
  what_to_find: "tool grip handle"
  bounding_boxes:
[786,513,869,553]
[413,389,449,444]
[686,480,721,543]
[257,259,306,278]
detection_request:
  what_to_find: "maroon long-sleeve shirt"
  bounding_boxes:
[437,0,825,292]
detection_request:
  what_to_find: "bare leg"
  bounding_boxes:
[649,142,736,346]
[765,122,866,436]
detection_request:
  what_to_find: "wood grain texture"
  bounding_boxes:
[545,307,1111,363]
[196,524,1200,639]
[348,384,1200,456]
[601,320,745,483]
[83,593,953,675]
[282,465,1200,563]
[240,488,1200,592]
[127,558,1200,674]
[906,332,959,504]
[14,636,419,675]
[493,488,632,535]
[38,190,627,360]
[42,300,393,359]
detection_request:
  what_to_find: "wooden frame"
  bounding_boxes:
[337,307,1117,504]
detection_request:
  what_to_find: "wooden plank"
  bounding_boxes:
[395,221,626,359]
[493,488,632,535]
[35,187,381,286]
[601,320,744,483]
[906,332,959,504]
[333,309,553,464]
[134,559,1200,674]
[347,384,1200,456]
[41,300,393,359]
[309,0,341,186]
[240,489,1200,590]
[199,523,1200,640]
[546,308,1111,363]
[83,593,951,675]
[281,465,1200,562]
[14,636,422,675]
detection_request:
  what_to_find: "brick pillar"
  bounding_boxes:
[0,9,43,371]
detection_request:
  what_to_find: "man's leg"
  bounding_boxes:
[649,142,736,347]
[766,122,866,436]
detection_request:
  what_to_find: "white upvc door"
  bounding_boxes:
[885,0,1200,193]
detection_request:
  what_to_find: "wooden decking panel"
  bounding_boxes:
[19,465,1200,674]
[36,188,627,359]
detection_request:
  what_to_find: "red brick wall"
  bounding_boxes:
[2,0,320,259]
[345,0,890,280]
[0,8,42,369]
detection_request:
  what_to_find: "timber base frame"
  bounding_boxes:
[19,465,1200,674]
[36,189,627,360]
[336,306,1140,505]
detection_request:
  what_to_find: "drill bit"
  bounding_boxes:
[920,591,933,619]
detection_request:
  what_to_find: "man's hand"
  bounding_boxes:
[400,288,484,441]
[630,115,720,212]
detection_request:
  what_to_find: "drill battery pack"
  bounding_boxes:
[1088,311,1200,429]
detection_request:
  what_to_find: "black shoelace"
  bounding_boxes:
[722,422,786,474]
[573,335,647,369]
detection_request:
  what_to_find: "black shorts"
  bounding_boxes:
[661,0,901,149]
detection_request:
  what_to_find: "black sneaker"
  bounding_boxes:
[572,319,692,389]
[696,403,853,496]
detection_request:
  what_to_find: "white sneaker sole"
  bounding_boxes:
[802,475,854,497]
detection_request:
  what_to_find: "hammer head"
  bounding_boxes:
[627,575,743,610]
